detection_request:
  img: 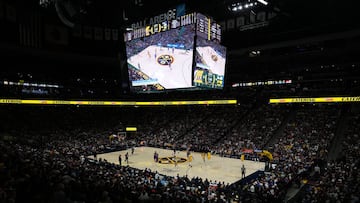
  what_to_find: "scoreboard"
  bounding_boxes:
[124,10,226,92]
[125,12,221,43]
[194,16,226,90]
[194,69,224,89]
[196,13,222,42]
[124,12,196,42]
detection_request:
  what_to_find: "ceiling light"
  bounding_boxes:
[229,1,260,12]
[257,0,268,5]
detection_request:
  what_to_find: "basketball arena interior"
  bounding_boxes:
[0,0,359,202]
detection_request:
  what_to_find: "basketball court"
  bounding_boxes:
[128,45,193,89]
[95,146,265,185]
[196,46,226,76]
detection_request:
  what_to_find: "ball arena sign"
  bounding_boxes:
[158,156,187,164]
[130,8,177,30]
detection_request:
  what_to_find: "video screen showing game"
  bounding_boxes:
[193,37,226,89]
[125,24,195,92]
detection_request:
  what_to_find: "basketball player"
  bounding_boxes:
[125,152,129,164]
[174,156,178,168]
[118,154,122,166]
[201,152,206,163]
[154,151,158,162]
[186,154,193,176]
[241,164,246,179]
[188,153,193,167]
[168,61,172,70]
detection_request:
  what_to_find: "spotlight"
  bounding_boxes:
[229,0,262,12]
[257,0,268,5]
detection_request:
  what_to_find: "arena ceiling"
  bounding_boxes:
[45,0,360,58]
[1,0,360,82]
[29,0,360,45]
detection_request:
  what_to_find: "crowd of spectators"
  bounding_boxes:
[300,107,360,203]
[175,106,247,152]
[138,106,211,149]
[0,103,358,202]
[214,104,340,201]
[213,105,289,158]
[0,136,232,203]
[0,105,239,203]
[263,105,339,202]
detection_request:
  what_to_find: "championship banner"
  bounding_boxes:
[270,96,360,104]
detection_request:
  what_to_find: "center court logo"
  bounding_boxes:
[157,54,174,66]
[158,156,187,164]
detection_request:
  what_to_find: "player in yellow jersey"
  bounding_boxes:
[186,153,193,176]
[188,154,193,168]
[201,152,206,163]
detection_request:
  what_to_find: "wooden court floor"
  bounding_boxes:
[95,146,265,185]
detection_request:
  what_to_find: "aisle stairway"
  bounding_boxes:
[327,104,350,161]
[264,106,296,148]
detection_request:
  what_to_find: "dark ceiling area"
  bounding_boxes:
[1,0,360,85]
